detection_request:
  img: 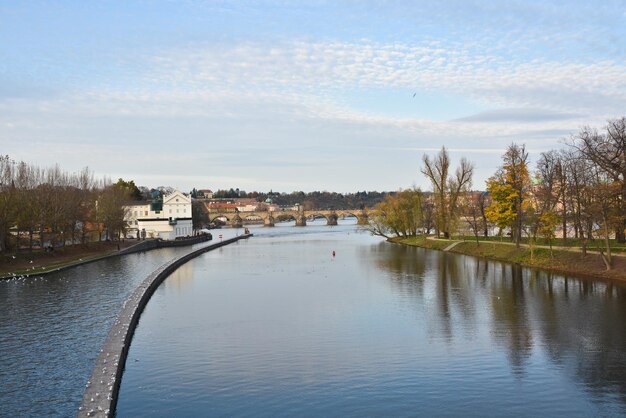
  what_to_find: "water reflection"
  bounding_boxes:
[369,245,626,407]
[117,228,626,417]
[166,261,194,290]
[0,243,209,417]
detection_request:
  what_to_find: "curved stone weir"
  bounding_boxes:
[77,234,252,417]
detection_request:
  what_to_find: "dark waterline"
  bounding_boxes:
[116,221,626,417]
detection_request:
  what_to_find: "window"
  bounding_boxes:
[145,211,148,216]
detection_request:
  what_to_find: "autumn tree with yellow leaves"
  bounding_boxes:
[485,144,530,248]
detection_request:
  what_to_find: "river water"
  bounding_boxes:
[112,220,626,417]
[0,241,214,417]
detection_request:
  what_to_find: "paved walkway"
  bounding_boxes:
[428,236,625,258]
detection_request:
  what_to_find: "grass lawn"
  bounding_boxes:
[455,235,626,253]
[393,235,626,281]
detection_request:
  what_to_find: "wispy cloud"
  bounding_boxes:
[140,40,626,116]
[455,108,583,123]
[1,1,625,191]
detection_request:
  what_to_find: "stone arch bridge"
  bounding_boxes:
[208,207,369,228]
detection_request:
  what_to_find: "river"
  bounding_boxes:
[0,240,216,417]
[111,220,626,417]
[1,220,625,416]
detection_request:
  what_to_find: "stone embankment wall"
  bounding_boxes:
[115,239,159,255]
[117,234,211,254]
[157,234,212,248]
[78,234,251,417]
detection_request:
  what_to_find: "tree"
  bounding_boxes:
[525,150,563,259]
[571,117,626,242]
[98,183,130,240]
[486,144,530,248]
[588,166,620,269]
[114,178,142,200]
[76,168,96,244]
[463,192,489,245]
[421,195,435,235]
[420,147,474,238]
[485,177,517,238]
[562,150,595,254]
[192,200,208,230]
[0,156,17,252]
[538,210,559,257]
[13,161,39,251]
[366,188,423,238]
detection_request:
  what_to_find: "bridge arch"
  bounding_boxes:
[273,213,298,222]
[241,214,264,222]
[307,213,330,221]
[209,214,232,223]
[205,208,369,227]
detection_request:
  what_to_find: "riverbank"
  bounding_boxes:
[0,241,138,278]
[0,235,211,279]
[390,236,626,281]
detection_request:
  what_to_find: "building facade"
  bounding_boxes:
[124,190,193,240]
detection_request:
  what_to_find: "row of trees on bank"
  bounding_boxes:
[205,189,390,210]
[366,147,473,240]
[368,117,626,269]
[0,157,134,252]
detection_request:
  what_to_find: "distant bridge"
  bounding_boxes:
[206,206,369,227]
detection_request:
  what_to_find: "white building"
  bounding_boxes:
[124,190,194,240]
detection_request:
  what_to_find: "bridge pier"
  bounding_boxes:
[231,215,243,228]
[295,205,307,226]
[205,207,369,228]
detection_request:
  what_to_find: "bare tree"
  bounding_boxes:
[97,182,130,241]
[463,192,486,245]
[421,195,435,235]
[0,156,17,252]
[421,147,474,238]
[572,117,626,242]
[588,166,620,269]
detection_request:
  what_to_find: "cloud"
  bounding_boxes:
[455,108,583,123]
[2,31,624,192]
[139,40,626,116]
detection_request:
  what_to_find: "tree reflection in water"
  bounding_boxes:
[367,243,626,406]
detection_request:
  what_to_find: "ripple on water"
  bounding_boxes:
[0,244,207,417]
[116,226,626,417]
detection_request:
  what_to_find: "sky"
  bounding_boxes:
[1,1,625,193]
